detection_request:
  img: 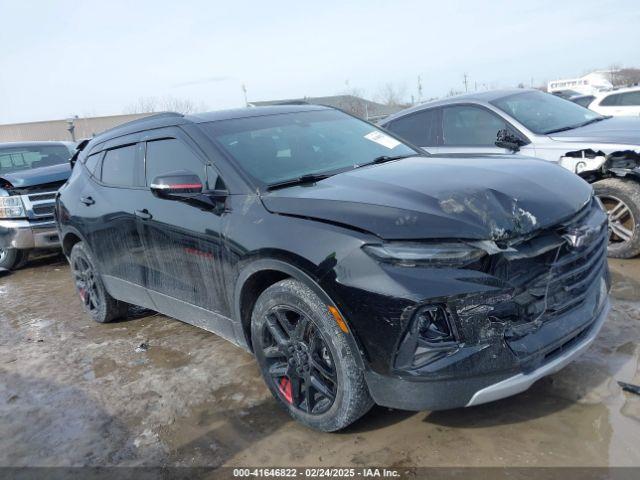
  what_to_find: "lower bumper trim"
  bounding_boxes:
[0,219,60,249]
[465,299,610,407]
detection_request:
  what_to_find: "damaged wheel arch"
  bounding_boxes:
[233,257,367,370]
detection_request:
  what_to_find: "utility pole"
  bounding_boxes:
[463,73,469,92]
[417,75,423,102]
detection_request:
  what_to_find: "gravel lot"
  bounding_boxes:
[1,254,639,468]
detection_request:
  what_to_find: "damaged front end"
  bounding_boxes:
[397,197,609,373]
[359,197,610,410]
[559,148,640,181]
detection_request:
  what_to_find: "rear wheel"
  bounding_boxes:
[0,248,26,271]
[70,242,129,323]
[251,279,373,432]
[594,178,640,258]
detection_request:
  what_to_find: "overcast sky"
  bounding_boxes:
[1,0,638,124]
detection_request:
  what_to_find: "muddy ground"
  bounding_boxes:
[1,254,639,468]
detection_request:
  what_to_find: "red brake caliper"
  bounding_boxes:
[278,377,293,404]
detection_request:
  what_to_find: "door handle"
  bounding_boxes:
[80,196,95,206]
[135,209,153,220]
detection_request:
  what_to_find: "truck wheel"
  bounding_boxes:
[0,248,25,270]
[594,178,640,258]
[69,242,129,323]
[251,279,373,432]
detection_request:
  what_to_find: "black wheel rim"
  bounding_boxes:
[261,306,338,415]
[599,194,635,247]
[72,255,101,313]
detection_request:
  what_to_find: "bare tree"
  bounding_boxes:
[124,96,207,115]
[375,82,408,106]
[614,68,640,87]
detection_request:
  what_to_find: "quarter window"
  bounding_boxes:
[387,109,439,146]
[145,139,205,186]
[101,145,138,187]
[442,106,507,146]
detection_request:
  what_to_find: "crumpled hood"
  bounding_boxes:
[262,156,592,240]
[549,116,640,146]
[0,162,70,189]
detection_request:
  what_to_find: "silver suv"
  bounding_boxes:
[381,89,640,258]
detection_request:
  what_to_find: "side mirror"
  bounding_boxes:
[495,129,526,152]
[150,171,203,200]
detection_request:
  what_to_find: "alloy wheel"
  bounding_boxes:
[261,306,338,415]
[72,255,101,312]
[599,194,636,247]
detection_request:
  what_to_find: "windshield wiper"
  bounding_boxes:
[266,173,333,191]
[544,116,608,135]
[358,153,418,168]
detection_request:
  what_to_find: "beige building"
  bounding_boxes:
[0,113,153,143]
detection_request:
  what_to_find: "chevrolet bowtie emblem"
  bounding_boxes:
[562,225,600,249]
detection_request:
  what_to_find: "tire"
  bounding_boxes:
[69,242,129,323]
[0,248,25,271]
[593,178,640,259]
[251,279,373,432]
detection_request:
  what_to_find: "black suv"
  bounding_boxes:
[57,106,610,431]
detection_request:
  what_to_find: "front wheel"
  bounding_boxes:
[0,248,26,271]
[251,279,373,432]
[594,178,640,258]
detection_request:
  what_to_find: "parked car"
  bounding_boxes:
[581,86,640,117]
[57,107,610,431]
[0,141,74,270]
[380,89,640,258]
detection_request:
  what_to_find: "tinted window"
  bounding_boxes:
[387,109,439,146]
[202,109,417,185]
[84,153,101,176]
[101,145,138,187]
[145,138,205,186]
[619,91,640,106]
[0,144,71,175]
[442,106,507,146]
[600,93,621,106]
[491,90,602,134]
[573,96,595,108]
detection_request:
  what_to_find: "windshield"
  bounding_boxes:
[491,90,604,135]
[0,144,71,175]
[202,109,418,186]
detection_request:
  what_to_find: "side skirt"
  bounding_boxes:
[102,275,242,348]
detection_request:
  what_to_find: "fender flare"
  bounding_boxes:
[233,258,367,370]
[60,225,90,257]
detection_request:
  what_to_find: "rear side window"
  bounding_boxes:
[101,145,138,187]
[619,91,640,106]
[145,138,205,186]
[84,152,101,177]
[442,106,507,146]
[387,109,439,146]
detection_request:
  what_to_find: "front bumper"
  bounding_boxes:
[0,219,61,250]
[364,298,610,411]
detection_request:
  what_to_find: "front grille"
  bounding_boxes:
[486,201,608,327]
[22,189,60,221]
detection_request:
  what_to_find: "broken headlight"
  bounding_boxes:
[363,242,486,267]
[0,195,26,219]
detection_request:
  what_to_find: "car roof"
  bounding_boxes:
[0,141,74,149]
[381,88,537,123]
[90,105,331,145]
[596,85,640,96]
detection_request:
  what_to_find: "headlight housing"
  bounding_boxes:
[0,195,26,219]
[362,241,486,267]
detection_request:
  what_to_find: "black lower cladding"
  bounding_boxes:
[362,200,609,410]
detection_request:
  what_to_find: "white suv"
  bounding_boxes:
[586,87,640,117]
